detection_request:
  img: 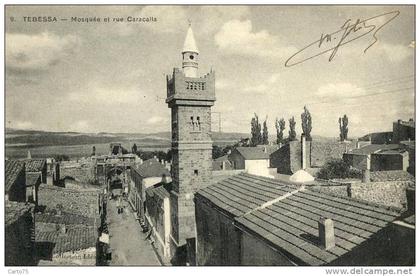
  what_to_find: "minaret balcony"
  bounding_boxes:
[166,68,216,106]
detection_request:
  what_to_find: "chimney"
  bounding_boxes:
[263,146,267,153]
[362,169,370,183]
[301,134,307,170]
[406,187,415,213]
[139,158,143,165]
[222,161,226,170]
[362,154,371,183]
[356,139,360,149]
[318,217,335,250]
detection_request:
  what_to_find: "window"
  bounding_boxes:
[190,55,194,60]
[194,169,199,176]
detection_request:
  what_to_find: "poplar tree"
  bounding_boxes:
[339,115,349,141]
[301,106,312,141]
[262,118,269,145]
[250,113,262,146]
[289,117,297,141]
[275,118,286,145]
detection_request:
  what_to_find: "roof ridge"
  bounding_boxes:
[39,184,99,194]
[243,186,305,216]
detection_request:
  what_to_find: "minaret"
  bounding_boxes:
[166,24,216,257]
[182,23,199,78]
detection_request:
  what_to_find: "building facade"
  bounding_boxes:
[166,24,215,258]
[5,201,35,266]
[129,158,171,224]
[393,119,415,143]
[5,160,26,202]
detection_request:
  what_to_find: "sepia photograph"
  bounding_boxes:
[3,2,416,270]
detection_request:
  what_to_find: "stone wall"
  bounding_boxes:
[370,170,415,182]
[229,150,246,170]
[171,147,212,245]
[371,152,408,171]
[240,231,294,265]
[38,247,96,266]
[59,161,94,184]
[348,181,411,209]
[5,203,35,266]
[195,196,241,266]
[38,185,99,218]
[311,140,356,168]
[308,184,349,198]
[371,132,393,144]
[270,141,310,174]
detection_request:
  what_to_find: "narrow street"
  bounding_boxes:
[107,197,161,266]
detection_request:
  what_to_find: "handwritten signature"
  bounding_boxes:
[285,10,400,67]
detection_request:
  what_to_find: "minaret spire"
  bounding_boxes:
[182,22,199,77]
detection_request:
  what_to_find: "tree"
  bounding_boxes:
[262,117,269,145]
[275,118,286,145]
[339,115,349,142]
[288,117,297,141]
[235,137,250,147]
[317,159,361,180]
[212,145,224,159]
[301,106,312,141]
[91,146,96,156]
[223,145,235,155]
[250,113,262,146]
[132,143,138,154]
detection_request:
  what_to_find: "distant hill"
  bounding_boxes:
[5,128,249,148]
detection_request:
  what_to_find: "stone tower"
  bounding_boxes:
[166,24,215,252]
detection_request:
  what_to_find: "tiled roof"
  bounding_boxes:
[400,140,415,149]
[26,172,41,187]
[24,159,46,172]
[146,184,170,199]
[214,155,229,162]
[134,158,170,178]
[38,185,99,218]
[256,145,280,155]
[234,188,401,266]
[196,173,300,217]
[234,147,270,160]
[36,226,96,254]
[349,144,401,155]
[5,160,25,192]
[6,201,34,226]
[377,149,407,155]
[370,170,415,183]
[35,211,95,226]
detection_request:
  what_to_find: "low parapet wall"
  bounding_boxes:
[348,181,412,209]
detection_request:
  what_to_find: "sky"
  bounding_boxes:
[5,5,415,138]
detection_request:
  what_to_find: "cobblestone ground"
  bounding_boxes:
[107,198,161,266]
